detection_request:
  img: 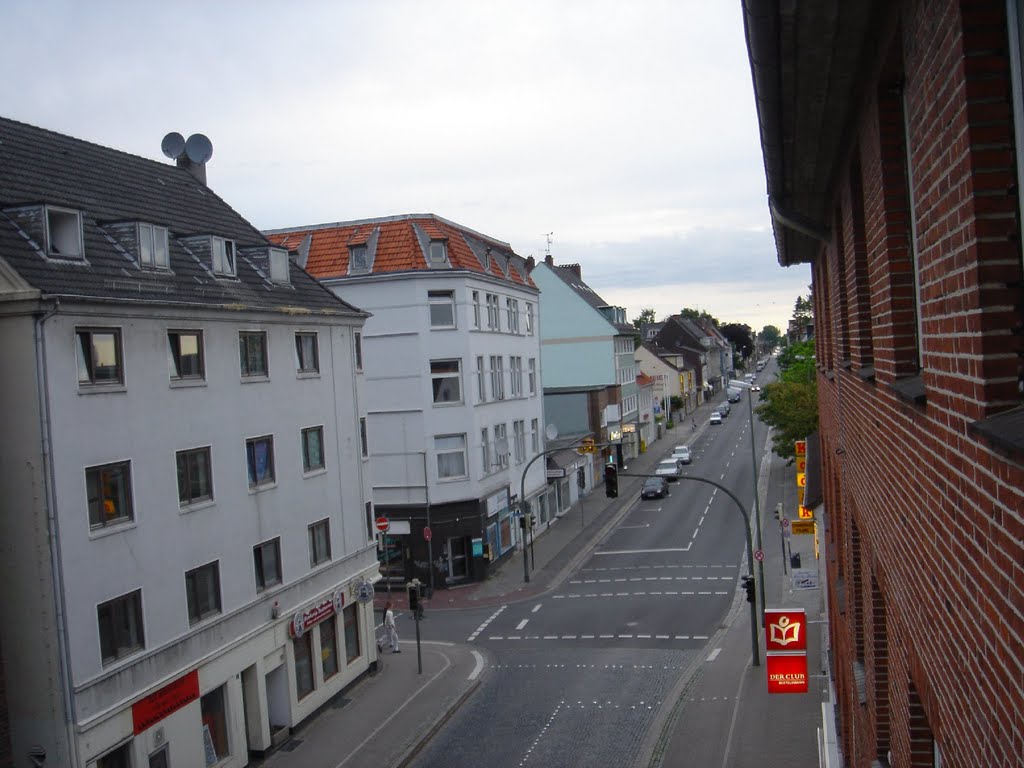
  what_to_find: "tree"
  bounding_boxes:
[793,292,813,324]
[756,338,817,462]
[678,307,720,326]
[759,324,782,351]
[720,323,754,360]
[632,308,656,331]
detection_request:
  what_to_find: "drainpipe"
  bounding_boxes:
[34,298,80,768]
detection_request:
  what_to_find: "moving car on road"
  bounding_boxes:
[641,476,670,499]
[718,401,731,416]
[672,445,692,464]
[710,411,723,425]
[655,458,683,481]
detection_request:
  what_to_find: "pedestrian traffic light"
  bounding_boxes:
[604,464,618,498]
[742,575,756,604]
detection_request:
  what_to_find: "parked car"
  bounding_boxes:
[710,411,723,425]
[655,458,683,481]
[672,445,692,464]
[719,401,731,416]
[641,476,670,499]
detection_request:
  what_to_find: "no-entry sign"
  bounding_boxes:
[375,517,390,533]
[423,526,433,541]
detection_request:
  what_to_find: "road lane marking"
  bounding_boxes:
[516,619,529,630]
[468,605,507,642]
[595,546,692,555]
[469,650,486,679]
[707,648,722,661]
[532,604,542,613]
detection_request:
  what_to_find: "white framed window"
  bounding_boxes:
[513,419,525,464]
[481,427,491,473]
[76,327,123,386]
[435,434,467,479]
[97,589,144,665]
[246,435,275,488]
[176,446,213,506]
[168,329,204,381]
[301,426,325,472]
[531,418,540,453]
[472,291,481,329]
[428,290,456,328]
[510,356,523,397]
[526,302,534,335]
[253,538,282,591]
[489,355,505,400]
[185,561,221,625]
[86,460,133,529]
[493,423,509,468]
[428,239,448,264]
[212,236,236,276]
[349,244,368,270]
[46,206,83,259]
[506,298,520,334]
[528,358,537,395]
[485,293,500,331]
[139,223,169,269]
[476,355,487,401]
[239,331,268,378]
[360,417,368,457]
[309,519,332,567]
[295,331,319,374]
[431,359,463,404]
[270,247,290,284]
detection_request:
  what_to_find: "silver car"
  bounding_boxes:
[655,458,683,481]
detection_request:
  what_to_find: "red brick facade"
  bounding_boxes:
[812,2,1024,765]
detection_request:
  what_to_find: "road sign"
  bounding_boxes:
[754,549,765,561]
[796,472,806,488]
[798,506,814,519]
[791,520,816,535]
[781,517,790,528]
[423,526,432,541]
[375,516,390,533]
[577,437,596,455]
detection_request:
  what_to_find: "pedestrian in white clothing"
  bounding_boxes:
[384,601,400,653]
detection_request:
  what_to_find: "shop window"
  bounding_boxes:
[200,685,230,762]
[96,743,131,768]
[343,603,360,662]
[294,632,314,699]
[148,745,169,768]
[321,617,339,680]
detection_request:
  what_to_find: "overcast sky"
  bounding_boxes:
[1,0,809,333]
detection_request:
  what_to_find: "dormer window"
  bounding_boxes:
[212,237,236,276]
[46,206,83,259]
[139,223,169,269]
[350,244,368,271]
[428,239,448,264]
[269,247,290,284]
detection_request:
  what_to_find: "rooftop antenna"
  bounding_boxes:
[544,232,554,256]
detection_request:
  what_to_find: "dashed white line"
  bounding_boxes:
[516,619,529,630]
[532,604,542,613]
[707,648,722,662]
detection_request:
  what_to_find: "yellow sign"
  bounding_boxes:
[797,487,804,506]
[791,521,816,535]
[796,473,806,488]
[577,438,596,455]
[795,440,806,457]
[798,505,814,519]
[795,457,807,474]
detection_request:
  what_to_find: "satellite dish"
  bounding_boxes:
[161,132,186,159]
[494,438,510,458]
[545,424,559,440]
[185,133,213,164]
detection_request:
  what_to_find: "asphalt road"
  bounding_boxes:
[405,387,773,768]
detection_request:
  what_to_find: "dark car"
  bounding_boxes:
[641,476,670,499]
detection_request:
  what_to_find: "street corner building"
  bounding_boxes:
[0,117,381,767]
[744,2,1024,767]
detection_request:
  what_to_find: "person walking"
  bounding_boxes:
[384,601,400,653]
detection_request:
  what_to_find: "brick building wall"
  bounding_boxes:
[814,1,1024,766]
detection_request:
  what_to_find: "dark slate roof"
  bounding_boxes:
[0,116,363,316]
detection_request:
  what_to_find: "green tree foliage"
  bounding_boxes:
[678,307,720,326]
[756,339,817,462]
[720,323,754,360]
[793,293,813,323]
[632,307,656,331]
[759,324,782,350]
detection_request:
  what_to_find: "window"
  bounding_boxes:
[294,632,314,699]
[302,426,325,473]
[493,423,509,468]
[97,743,131,768]
[76,328,123,386]
[139,223,169,269]
[526,302,534,335]
[481,427,491,473]
[513,419,525,464]
[212,236,236,276]
[253,538,282,591]
[359,417,368,458]
[472,291,481,329]
[201,686,230,762]
[87,461,133,529]
[295,332,319,374]
[149,745,169,768]
[506,298,520,333]
[176,447,213,506]
[343,603,360,662]
[435,434,467,479]
[428,290,455,328]
[489,356,505,400]
[354,332,363,371]
[168,329,204,380]
[309,518,331,566]
[431,359,462,404]
[185,561,221,625]
[97,589,144,665]
[246,435,275,488]
[528,358,537,395]
[531,418,540,453]
[239,331,268,378]
[476,355,486,401]
[349,244,368,270]
[428,239,447,264]
[485,293,500,331]
[365,501,374,541]
[269,247,290,284]
[510,357,523,397]
[46,206,83,259]
[321,616,339,680]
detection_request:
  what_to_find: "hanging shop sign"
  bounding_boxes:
[290,589,345,638]
[766,653,809,694]
[765,608,807,652]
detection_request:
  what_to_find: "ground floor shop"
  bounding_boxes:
[79,568,378,768]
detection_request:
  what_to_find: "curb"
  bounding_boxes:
[394,664,486,767]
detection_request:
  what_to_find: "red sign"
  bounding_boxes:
[765,608,807,652]
[375,516,390,533]
[132,670,199,734]
[423,526,432,541]
[766,653,809,694]
[289,590,344,638]
[794,440,806,457]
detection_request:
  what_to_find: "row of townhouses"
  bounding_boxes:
[0,116,730,768]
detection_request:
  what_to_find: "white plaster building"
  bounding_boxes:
[0,118,377,768]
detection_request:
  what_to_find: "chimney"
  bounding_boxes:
[567,263,582,279]
[161,132,213,186]
[526,255,536,270]
[544,254,554,266]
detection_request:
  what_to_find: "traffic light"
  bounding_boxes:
[604,464,618,498]
[407,582,420,614]
[742,575,756,604]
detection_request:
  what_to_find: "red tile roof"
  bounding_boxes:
[265,214,535,288]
